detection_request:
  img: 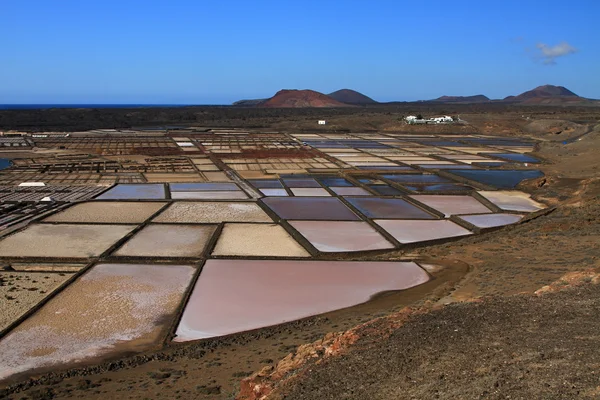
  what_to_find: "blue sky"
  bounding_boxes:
[1,0,597,104]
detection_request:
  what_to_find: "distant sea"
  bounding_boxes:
[0,104,192,110]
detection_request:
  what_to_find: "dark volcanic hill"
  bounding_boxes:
[433,94,490,103]
[503,85,585,105]
[233,99,266,106]
[327,89,378,105]
[259,89,352,108]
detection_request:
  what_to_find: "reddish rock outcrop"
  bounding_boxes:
[535,269,600,295]
[236,306,422,400]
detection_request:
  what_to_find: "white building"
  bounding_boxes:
[318,120,326,125]
[432,116,453,123]
[406,115,453,124]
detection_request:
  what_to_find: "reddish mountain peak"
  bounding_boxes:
[260,89,352,108]
[507,85,579,101]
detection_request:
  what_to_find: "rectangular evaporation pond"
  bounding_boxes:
[488,153,540,163]
[477,191,546,212]
[282,178,322,188]
[170,191,248,200]
[383,174,452,184]
[169,182,239,191]
[0,224,136,258]
[153,201,273,223]
[249,180,284,189]
[174,259,429,341]
[402,184,473,193]
[368,185,405,196]
[260,189,288,197]
[96,184,166,200]
[43,201,167,224]
[0,263,195,381]
[289,221,394,252]
[330,187,372,196]
[457,213,522,229]
[114,224,217,257]
[375,219,472,244]
[290,188,331,197]
[356,166,414,171]
[418,164,475,169]
[447,170,544,189]
[211,223,310,257]
[346,197,436,219]
[317,177,355,187]
[409,195,492,217]
[261,197,360,220]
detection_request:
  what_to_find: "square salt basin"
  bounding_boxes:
[383,174,451,184]
[282,178,321,188]
[457,213,523,229]
[153,202,272,223]
[368,185,405,196]
[114,224,217,257]
[0,224,136,258]
[290,188,331,197]
[169,183,239,191]
[249,180,284,189]
[402,184,473,193]
[260,189,289,197]
[0,263,195,381]
[447,170,544,189]
[262,197,360,221]
[346,197,436,219]
[96,184,166,200]
[409,195,491,217]
[170,191,248,200]
[317,177,354,187]
[289,221,394,252]
[174,259,429,341]
[375,219,472,243]
[212,223,310,257]
[477,191,546,212]
[44,202,167,224]
[418,164,475,169]
[330,186,372,196]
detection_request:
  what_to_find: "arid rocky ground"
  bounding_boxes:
[0,105,599,399]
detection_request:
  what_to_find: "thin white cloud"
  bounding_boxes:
[535,41,577,65]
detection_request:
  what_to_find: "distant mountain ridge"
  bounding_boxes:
[432,95,490,103]
[327,89,378,105]
[232,85,596,107]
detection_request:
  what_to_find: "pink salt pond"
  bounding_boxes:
[375,219,472,243]
[456,213,523,229]
[174,260,430,341]
[288,221,394,252]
